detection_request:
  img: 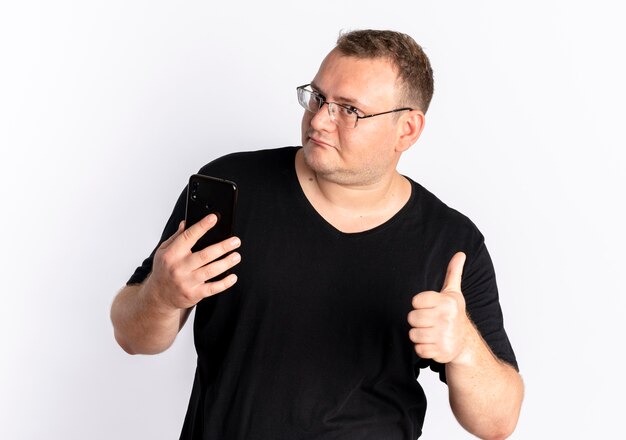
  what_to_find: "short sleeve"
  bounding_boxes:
[416,236,518,384]
[462,239,518,370]
[126,186,187,285]
[125,151,250,285]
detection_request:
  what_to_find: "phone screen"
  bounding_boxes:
[185,174,238,253]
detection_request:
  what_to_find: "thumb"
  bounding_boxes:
[159,220,185,249]
[441,252,466,292]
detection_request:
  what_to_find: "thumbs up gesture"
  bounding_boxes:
[408,252,474,364]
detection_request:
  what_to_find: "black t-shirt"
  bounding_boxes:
[128,147,518,440]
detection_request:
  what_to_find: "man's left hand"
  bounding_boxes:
[407,252,475,365]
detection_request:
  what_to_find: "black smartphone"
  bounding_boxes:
[185,174,238,253]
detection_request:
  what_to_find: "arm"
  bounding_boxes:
[111,214,242,355]
[408,252,523,439]
[111,283,192,355]
[445,325,523,439]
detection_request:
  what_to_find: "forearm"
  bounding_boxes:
[110,279,187,355]
[446,326,524,440]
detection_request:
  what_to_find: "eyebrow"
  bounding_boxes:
[310,81,368,109]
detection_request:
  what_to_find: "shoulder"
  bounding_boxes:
[197,146,299,179]
[196,147,300,203]
[408,178,484,244]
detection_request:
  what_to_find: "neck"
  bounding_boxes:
[295,149,411,233]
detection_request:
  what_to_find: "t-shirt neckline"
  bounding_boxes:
[288,147,417,238]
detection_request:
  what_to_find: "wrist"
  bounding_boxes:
[141,274,181,318]
[448,317,482,368]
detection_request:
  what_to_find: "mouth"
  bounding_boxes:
[307,135,333,148]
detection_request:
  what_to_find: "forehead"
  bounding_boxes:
[312,50,401,107]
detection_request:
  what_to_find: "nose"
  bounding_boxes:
[309,102,335,131]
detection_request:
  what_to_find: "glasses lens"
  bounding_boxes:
[298,88,322,113]
[296,86,358,128]
[328,103,358,128]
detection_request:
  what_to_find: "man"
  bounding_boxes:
[111,29,523,439]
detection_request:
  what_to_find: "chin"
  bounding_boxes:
[302,145,365,185]
[302,141,334,172]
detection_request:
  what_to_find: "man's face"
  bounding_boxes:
[301,49,406,186]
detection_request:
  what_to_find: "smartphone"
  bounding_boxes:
[184,174,238,253]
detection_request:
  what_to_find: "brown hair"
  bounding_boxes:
[335,29,434,113]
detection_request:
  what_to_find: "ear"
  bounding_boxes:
[395,110,425,153]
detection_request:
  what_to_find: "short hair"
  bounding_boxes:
[335,29,434,113]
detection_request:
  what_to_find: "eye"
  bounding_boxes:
[339,105,359,116]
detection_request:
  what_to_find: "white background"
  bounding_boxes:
[1,1,625,438]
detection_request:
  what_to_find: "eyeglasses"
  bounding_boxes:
[296,84,413,129]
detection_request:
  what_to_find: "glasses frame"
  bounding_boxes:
[297,84,413,128]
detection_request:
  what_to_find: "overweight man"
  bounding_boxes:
[111,29,524,439]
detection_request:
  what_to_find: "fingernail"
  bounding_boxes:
[228,274,238,285]
[231,253,241,263]
[230,237,241,247]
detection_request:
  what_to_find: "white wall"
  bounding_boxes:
[1,1,624,438]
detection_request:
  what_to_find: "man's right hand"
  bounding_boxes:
[145,213,242,312]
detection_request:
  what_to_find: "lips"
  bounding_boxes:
[307,132,334,148]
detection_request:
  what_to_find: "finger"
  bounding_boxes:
[441,252,466,292]
[173,214,218,251]
[407,309,437,328]
[411,291,442,309]
[159,220,185,250]
[187,236,242,271]
[201,273,238,298]
[413,343,438,360]
[409,327,437,344]
[192,252,242,284]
